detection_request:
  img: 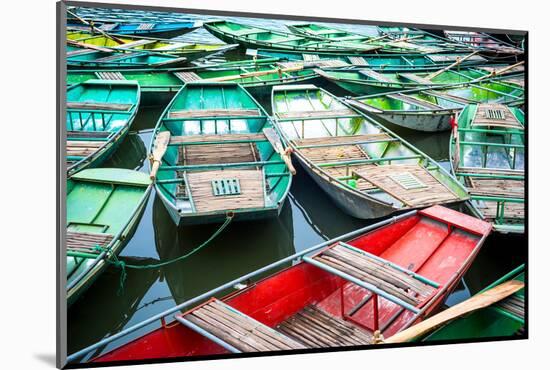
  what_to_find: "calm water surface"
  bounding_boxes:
[67,9,527,359]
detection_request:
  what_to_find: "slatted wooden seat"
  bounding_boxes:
[428,91,475,105]
[170,133,266,145]
[293,133,393,148]
[472,104,523,129]
[399,73,435,85]
[276,108,359,120]
[67,130,112,139]
[495,294,524,317]
[387,93,443,110]
[353,164,462,207]
[309,59,349,68]
[477,202,524,220]
[428,54,485,63]
[457,166,524,177]
[179,298,306,352]
[179,142,260,166]
[186,169,265,213]
[173,71,202,83]
[113,39,156,49]
[94,53,131,63]
[358,69,395,83]
[467,178,524,198]
[277,305,373,348]
[67,140,105,158]
[167,109,260,119]
[347,56,369,65]
[95,71,126,80]
[137,23,155,30]
[66,231,114,254]
[67,101,133,111]
[67,48,98,57]
[302,54,320,61]
[99,23,118,31]
[309,243,436,307]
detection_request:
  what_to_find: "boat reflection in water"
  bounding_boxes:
[153,194,295,304]
[103,132,147,170]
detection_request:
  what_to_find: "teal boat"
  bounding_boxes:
[66,168,152,306]
[376,26,474,53]
[271,84,469,219]
[66,80,140,176]
[423,264,525,341]
[151,82,293,225]
[450,103,524,233]
[204,20,382,54]
[315,67,521,95]
[347,78,524,132]
[67,44,188,69]
[67,20,200,39]
[252,48,489,71]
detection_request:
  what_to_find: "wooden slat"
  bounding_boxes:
[348,56,369,65]
[173,71,201,83]
[276,108,359,120]
[96,71,126,80]
[171,133,266,145]
[354,164,461,207]
[457,166,524,176]
[399,73,435,85]
[477,202,524,220]
[468,178,524,198]
[293,133,391,147]
[472,104,523,129]
[358,69,395,83]
[67,101,132,111]
[168,109,260,119]
[66,231,114,252]
[137,23,155,30]
[387,93,443,110]
[67,130,112,139]
[113,39,156,48]
[180,143,260,166]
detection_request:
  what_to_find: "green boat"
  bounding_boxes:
[67,44,188,69]
[66,80,140,176]
[67,29,238,61]
[203,20,382,54]
[287,23,465,54]
[66,61,320,97]
[251,48,490,71]
[66,168,153,306]
[315,67,521,95]
[376,26,474,54]
[347,78,524,132]
[152,82,293,226]
[423,264,525,341]
[450,103,524,233]
[271,84,469,219]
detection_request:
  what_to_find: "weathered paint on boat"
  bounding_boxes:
[204,20,382,54]
[443,30,524,58]
[423,264,525,341]
[67,29,238,61]
[450,104,524,233]
[376,26,475,54]
[271,84,469,219]
[346,78,525,132]
[152,82,293,225]
[66,80,140,176]
[66,168,152,305]
[90,205,491,363]
[67,20,200,39]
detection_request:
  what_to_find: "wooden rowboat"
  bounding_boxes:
[89,205,491,362]
[423,264,525,341]
[66,168,152,306]
[450,103,525,233]
[315,67,522,95]
[151,82,294,225]
[67,29,238,61]
[443,31,524,58]
[271,84,469,219]
[67,20,200,39]
[376,26,475,54]
[251,49,490,71]
[67,44,188,69]
[203,20,382,54]
[346,79,525,132]
[66,80,140,176]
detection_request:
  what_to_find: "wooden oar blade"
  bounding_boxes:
[150,131,171,180]
[384,280,524,344]
[262,128,296,175]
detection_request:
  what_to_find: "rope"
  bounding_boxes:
[94,214,234,294]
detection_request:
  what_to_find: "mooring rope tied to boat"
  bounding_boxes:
[93,214,234,293]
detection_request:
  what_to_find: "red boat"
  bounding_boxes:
[93,206,491,363]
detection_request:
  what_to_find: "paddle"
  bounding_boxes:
[263,128,296,175]
[383,280,524,344]
[201,65,303,83]
[67,9,126,45]
[149,131,171,180]
[469,61,525,84]
[424,51,480,80]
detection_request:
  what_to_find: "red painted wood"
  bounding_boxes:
[93,206,491,364]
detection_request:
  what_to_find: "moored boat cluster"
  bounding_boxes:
[64,6,526,366]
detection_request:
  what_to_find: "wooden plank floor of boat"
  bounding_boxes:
[472,103,523,129]
[467,178,524,198]
[354,164,461,207]
[66,231,114,254]
[277,305,373,348]
[478,202,524,221]
[183,299,306,352]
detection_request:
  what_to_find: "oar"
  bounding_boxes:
[150,131,171,180]
[424,51,480,80]
[67,9,126,45]
[201,65,303,83]
[384,280,524,344]
[469,61,525,84]
[263,128,296,175]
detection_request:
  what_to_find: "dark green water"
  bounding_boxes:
[67,10,527,360]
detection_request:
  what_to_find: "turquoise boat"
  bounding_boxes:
[66,80,140,176]
[347,78,524,132]
[423,264,525,341]
[151,82,293,225]
[67,44,188,69]
[66,168,152,306]
[450,103,524,233]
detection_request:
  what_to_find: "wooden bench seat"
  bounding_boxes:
[472,104,523,129]
[67,130,112,139]
[66,231,114,254]
[180,298,306,352]
[358,69,395,83]
[173,71,201,83]
[67,101,133,111]
[167,109,260,119]
[276,108,359,120]
[170,133,266,145]
[95,71,126,80]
